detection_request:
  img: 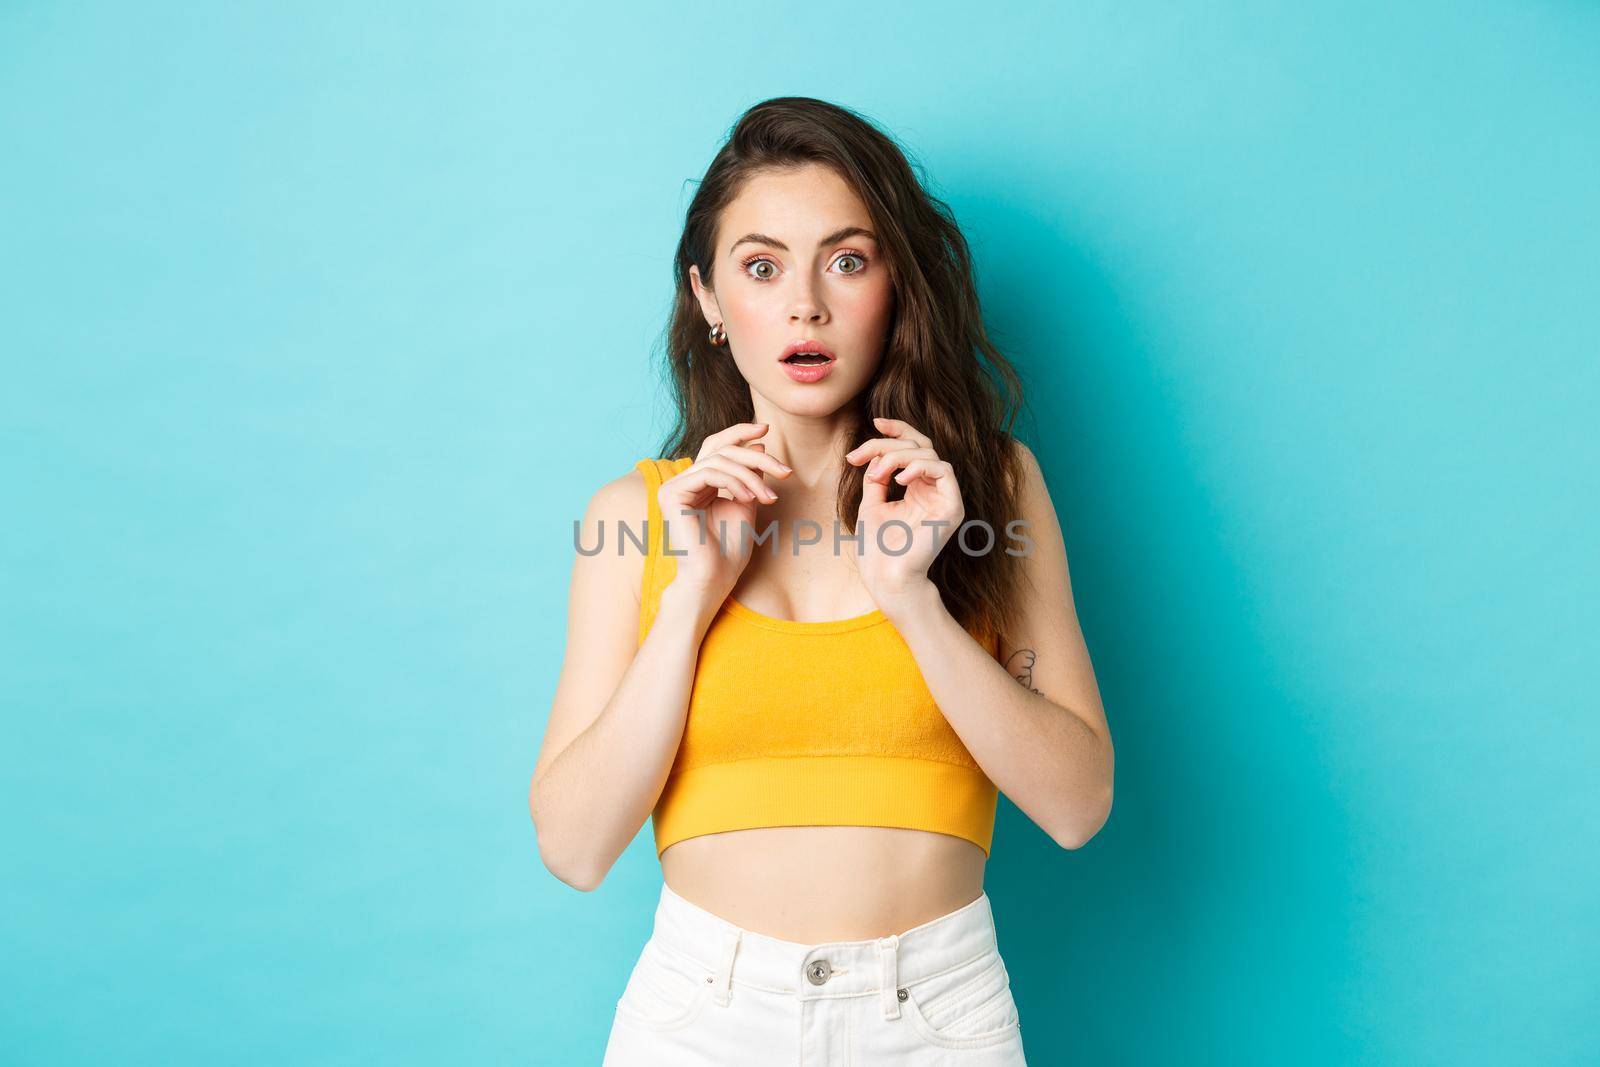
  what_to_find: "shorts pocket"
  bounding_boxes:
[900,948,1022,1050]
[613,939,712,1032]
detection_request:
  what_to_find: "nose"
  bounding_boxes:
[790,306,824,325]
[787,272,828,325]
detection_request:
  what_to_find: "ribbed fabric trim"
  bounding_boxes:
[721,596,889,634]
[634,456,693,647]
[634,458,661,649]
[653,755,999,858]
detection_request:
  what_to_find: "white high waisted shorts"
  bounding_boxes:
[601,880,1028,1065]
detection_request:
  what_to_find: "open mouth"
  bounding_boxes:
[779,343,837,382]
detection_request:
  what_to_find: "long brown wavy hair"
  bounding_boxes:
[652,96,1034,648]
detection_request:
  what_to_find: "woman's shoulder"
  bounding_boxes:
[997,432,1036,466]
[990,433,1041,495]
[584,456,694,524]
[575,461,671,609]
[586,463,647,522]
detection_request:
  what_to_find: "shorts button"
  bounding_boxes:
[805,959,832,985]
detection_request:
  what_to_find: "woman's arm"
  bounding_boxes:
[878,441,1114,848]
[528,469,720,891]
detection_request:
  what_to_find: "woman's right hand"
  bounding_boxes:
[658,421,792,605]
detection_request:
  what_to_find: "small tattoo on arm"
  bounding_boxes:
[1004,648,1043,695]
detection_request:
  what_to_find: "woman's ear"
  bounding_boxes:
[688,264,721,328]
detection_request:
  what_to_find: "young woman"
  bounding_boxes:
[530,97,1113,1065]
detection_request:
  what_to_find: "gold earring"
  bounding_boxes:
[709,322,728,346]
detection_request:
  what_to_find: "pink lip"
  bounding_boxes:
[779,339,837,383]
[780,339,837,361]
[781,357,835,383]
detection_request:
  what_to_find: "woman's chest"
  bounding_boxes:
[675,611,976,768]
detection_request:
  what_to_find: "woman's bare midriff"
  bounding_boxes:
[659,825,987,943]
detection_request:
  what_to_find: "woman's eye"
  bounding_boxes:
[743,253,867,281]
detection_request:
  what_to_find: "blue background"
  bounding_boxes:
[4,2,1596,1063]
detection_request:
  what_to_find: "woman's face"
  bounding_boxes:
[689,163,895,417]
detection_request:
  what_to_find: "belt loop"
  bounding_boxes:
[710,926,741,1007]
[876,934,901,1020]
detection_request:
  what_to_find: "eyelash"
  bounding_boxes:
[739,251,870,282]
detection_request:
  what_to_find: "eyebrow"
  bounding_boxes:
[728,226,878,254]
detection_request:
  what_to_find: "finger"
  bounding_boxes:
[668,465,758,505]
[847,438,917,466]
[669,470,750,508]
[868,447,938,481]
[871,446,936,472]
[860,463,888,509]
[845,437,885,463]
[893,458,948,483]
[703,453,778,501]
[872,416,932,450]
[698,421,770,460]
[715,443,793,480]
[701,454,778,502]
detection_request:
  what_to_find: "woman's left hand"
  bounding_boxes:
[845,416,965,609]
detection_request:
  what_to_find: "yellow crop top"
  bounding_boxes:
[635,456,1002,859]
